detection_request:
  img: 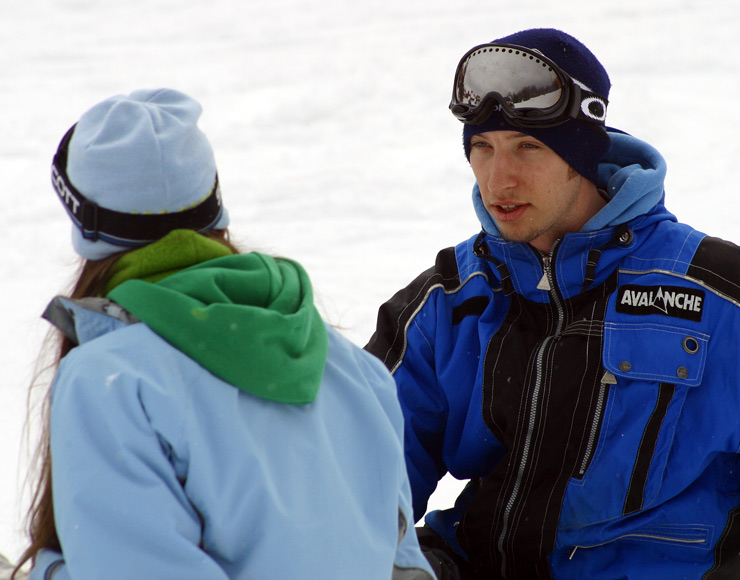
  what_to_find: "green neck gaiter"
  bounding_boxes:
[107,243,328,405]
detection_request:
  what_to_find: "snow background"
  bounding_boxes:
[2,0,739,565]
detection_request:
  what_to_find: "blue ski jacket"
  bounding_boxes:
[366,131,740,579]
[29,253,434,580]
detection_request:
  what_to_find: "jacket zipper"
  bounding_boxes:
[497,244,564,577]
[569,532,707,559]
[540,253,564,323]
[544,248,614,478]
[577,370,616,476]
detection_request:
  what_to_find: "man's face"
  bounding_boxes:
[469,130,603,253]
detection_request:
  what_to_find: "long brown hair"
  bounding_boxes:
[13,229,239,578]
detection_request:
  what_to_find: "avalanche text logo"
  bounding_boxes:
[616,284,705,322]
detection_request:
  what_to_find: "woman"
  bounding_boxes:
[15,88,433,580]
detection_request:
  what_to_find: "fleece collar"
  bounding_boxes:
[105,229,234,293]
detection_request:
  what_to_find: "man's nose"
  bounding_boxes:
[485,151,518,193]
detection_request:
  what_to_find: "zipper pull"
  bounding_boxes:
[569,546,578,560]
[601,370,618,385]
[537,273,551,291]
[537,255,552,291]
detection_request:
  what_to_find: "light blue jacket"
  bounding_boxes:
[30,256,435,579]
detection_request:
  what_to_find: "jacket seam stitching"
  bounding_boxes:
[390,271,492,374]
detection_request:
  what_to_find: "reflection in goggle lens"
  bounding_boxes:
[455,47,564,112]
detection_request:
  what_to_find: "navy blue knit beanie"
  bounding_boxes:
[462,28,611,183]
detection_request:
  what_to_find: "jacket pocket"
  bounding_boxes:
[602,321,709,387]
[561,322,709,526]
[569,522,714,554]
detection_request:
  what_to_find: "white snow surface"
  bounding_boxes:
[2,0,739,565]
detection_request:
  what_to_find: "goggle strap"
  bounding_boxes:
[51,124,225,247]
[570,85,608,125]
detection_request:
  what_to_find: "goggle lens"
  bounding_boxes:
[454,46,564,113]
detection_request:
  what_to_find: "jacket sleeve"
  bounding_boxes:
[366,249,462,523]
[48,348,230,580]
[359,348,437,580]
[389,312,450,524]
[27,549,68,580]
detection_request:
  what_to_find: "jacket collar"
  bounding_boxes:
[473,204,676,302]
[43,296,139,346]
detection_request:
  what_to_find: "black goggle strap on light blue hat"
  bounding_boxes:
[51,124,225,248]
[449,43,608,128]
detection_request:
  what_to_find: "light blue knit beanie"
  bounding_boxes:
[59,88,229,260]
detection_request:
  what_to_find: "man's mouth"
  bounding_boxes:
[490,202,530,223]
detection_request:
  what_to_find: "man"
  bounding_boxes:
[366,28,740,579]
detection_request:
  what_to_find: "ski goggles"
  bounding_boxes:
[449,43,608,128]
